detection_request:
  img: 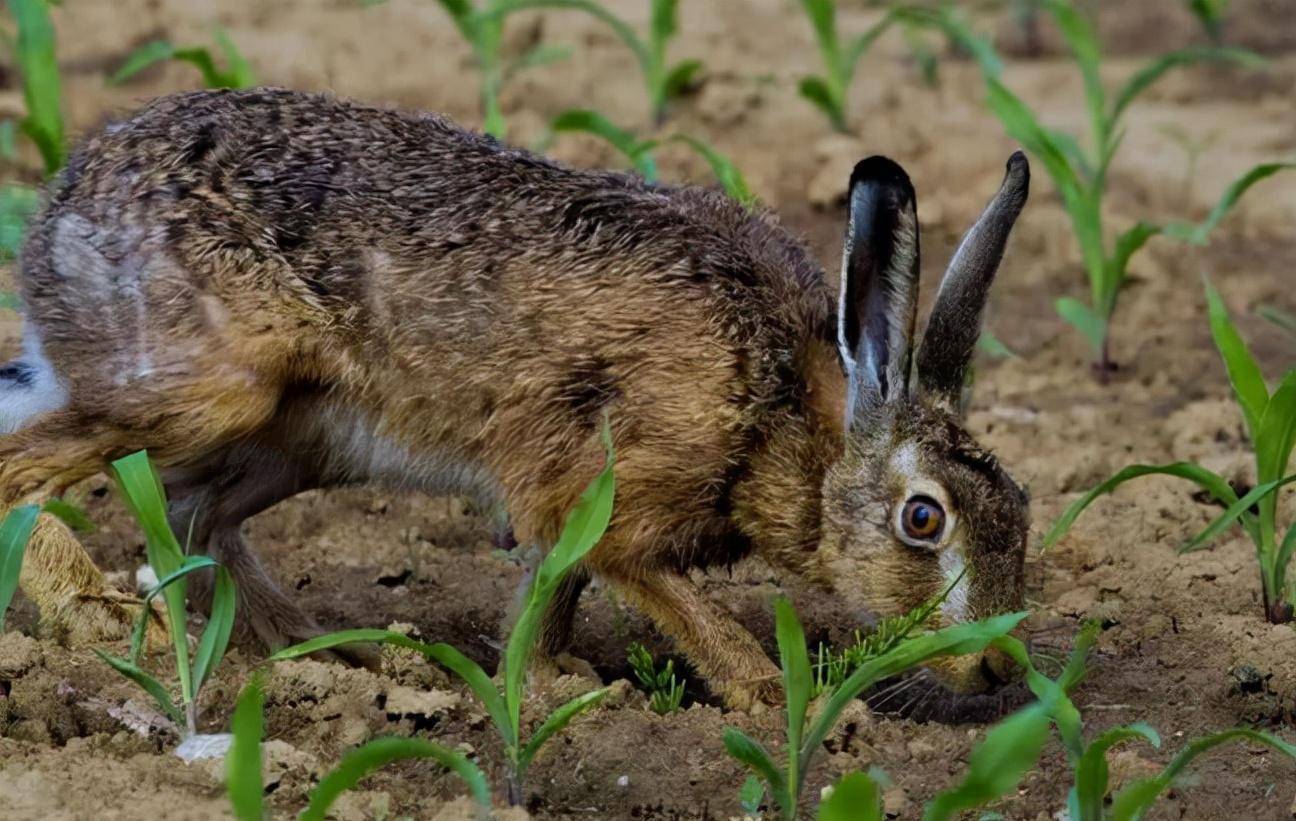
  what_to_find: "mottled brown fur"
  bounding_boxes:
[0,89,1031,707]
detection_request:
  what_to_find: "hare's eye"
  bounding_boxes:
[901,496,945,543]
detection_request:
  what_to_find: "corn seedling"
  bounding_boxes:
[1045,279,1296,623]
[723,596,1027,820]
[1154,123,1220,202]
[112,28,256,89]
[492,0,700,125]
[627,642,684,715]
[225,677,265,821]
[549,109,757,206]
[1186,0,1230,44]
[817,771,886,821]
[367,0,569,139]
[94,450,238,737]
[271,423,616,806]
[4,0,65,175]
[941,1,1288,377]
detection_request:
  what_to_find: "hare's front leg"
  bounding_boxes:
[601,566,780,710]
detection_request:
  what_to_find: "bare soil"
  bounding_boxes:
[2,0,1296,818]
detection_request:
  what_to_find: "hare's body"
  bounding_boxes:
[3,88,1032,708]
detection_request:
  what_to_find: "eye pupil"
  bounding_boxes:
[912,506,929,528]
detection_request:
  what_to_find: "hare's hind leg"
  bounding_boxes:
[0,380,282,645]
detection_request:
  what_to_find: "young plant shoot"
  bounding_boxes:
[112,28,257,89]
[271,423,616,806]
[628,642,685,715]
[1045,279,1296,623]
[943,0,1289,376]
[5,0,65,175]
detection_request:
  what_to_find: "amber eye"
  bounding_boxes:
[901,496,945,542]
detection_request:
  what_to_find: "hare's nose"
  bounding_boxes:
[979,647,1020,689]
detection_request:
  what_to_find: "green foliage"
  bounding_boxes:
[5,0,66,175]
[627,642,684,715]
[0,181,41,265]
[98,450,239,735]
[494,0,700,124]
[226,677,265,821]
[811,587,945,696]
[939,1,1284,374]
[549,110,756,205]
[112,28,256,89]
[818,771,883,821]
[302,737,491,821]
[1258,304,1296,342]
[795,1,899,132]
[723,595,1027,820]
[1186,0,1230,43]
[1044,279,1296,622]
[738,773,764,816]
[273,422,616,806]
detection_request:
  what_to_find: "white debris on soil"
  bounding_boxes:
[174,732,233,763]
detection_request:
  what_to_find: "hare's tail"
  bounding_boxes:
[0,325,69,435]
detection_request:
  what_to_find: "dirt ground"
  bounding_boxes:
[2,0,1296,818]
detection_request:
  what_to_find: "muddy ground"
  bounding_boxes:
[2,0,1296,818]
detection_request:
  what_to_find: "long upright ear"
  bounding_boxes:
[838,156,921,424]
[917,151,1030,410]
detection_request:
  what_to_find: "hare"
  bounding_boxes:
[0,88,1030,708]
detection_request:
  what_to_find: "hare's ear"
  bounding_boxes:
[917,152,1030,411]
[838,156,921,424]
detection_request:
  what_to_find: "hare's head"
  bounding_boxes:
[816,153,1031,700]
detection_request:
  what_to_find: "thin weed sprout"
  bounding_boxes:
[936,0,1292,378]
[548,109,757,206]
[723,594,1028,820]
[627,641,685,715]
[112,28,257,89]
[269,422,617,808]
[1044,278,1296,623]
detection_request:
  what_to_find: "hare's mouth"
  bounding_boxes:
[865,670,1032,724]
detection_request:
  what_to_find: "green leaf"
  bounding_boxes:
[923,702,1053,821]
[1110,47,1263,127]
[895,5,1002,79]
[800,612,1028,789]
[227,677,264,821]
[0,183,40,261]
[110,40,176,85]
[301,737,491,821]
[1180,474,1296,554]
[1045,0,1105,150]
[1203,279,1269,438]
[739,774,764,814]
[0,504,40,632]
[662,58,702,100]
[506,422,615,746]
[843,11,900,81]
[1165,162,1296,246]
[649,0,678,52]
[550,109,657,180]
[1042,462,1241,551]
[819,771,883,821]
[1055,297,1107,355]
[7,0,66,175]
[723,727,789,813]
[129,554,218,664]
[269,628,513,748]
[668,134,756,207]
[111,450,192,704]
[775,597,811,794]
[0,119,16,159]
[1104,222,1161,307]
[518,686,608,771]
[192,565,236,690]
[1254,371,1296,484]
[1257,305,1296,338]
[40,498,93,533]
[506,43,572,78]
[1109,728,1296,821]
[492,0,650,79]
[1072,723,1161,821]
[976,331,1016,360]
[170,47,227,89]
[1277,519,1296,586]
[94,650,184,726]
[213,28,256,88]
[797,76,843,131]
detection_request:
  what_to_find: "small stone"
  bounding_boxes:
[616,775,630,788]
[882,786,910,817]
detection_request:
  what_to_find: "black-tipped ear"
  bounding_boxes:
[917,152,1030,411]
[838,156,921,422]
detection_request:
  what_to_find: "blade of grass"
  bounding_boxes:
[1180,474,1296,554]
[1072,723,1160,821]
[110,40,176,84]
[6,0,65,174]
[301,737,491,821]
[723,727,790,814]
[192,565,236,690]
[1109,47,1264,126]
[0,504,40,631]
[517,686,608,771]
[227,677,264,821]
[775,597,810,799]
[818,771,883,821]
[1042,463,1242,550]
[1165,162,1296,245]
[1203,278,1269,437]
[550,109,657,180]
[668,134,756,207]
[95,650,184,726]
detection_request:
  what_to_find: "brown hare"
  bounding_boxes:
[0,88,1030,708]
